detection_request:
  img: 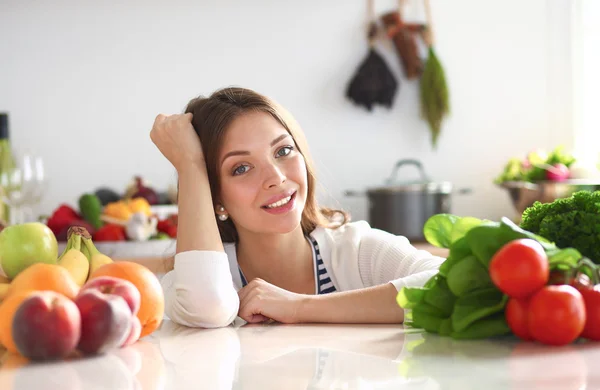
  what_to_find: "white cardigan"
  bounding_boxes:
[160,221,445,328]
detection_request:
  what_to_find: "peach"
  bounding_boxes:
[122,315,142,347]
[80,276,141,315]
[11,291,81,361]
[75,290,132,355]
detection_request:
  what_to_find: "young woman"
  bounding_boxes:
[151,87,445,329]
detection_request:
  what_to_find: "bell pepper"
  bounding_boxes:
[128,197,152,216]
[93,224,126,242]
[103,201,132,221]
[46,204,81,236]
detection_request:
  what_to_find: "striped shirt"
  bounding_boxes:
[238,236,337,295]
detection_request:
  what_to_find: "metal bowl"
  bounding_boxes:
[498,179,600,216]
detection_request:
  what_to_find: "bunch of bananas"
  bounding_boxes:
[57,226,114,286]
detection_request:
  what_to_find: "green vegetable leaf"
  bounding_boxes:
[450,217,486,244]
[446,255,493,297]
[423,214,460,248]
[451,288,507,333]
[423,275,456,317]
[438,237,473,277]
[397,287,427,309]
[546,247,582,269]
[412,304,448,333]
[450,312,511,340]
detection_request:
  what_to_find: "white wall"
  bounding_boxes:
[0,0,574,224]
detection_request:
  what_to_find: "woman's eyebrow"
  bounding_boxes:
[221,133,291,166]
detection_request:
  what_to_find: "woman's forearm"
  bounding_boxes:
[298,283,404,324]
[176,163,224,254]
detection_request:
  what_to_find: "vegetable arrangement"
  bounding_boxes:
[494,146,577,184]
[398,213,600,346]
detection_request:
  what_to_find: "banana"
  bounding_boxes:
[81,235,113,279]
[89,253,113,276]
[0,282,9,301]
[58,232,90,286]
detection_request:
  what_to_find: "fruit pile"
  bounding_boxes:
[399,214,600,346]
[45,175,178,243]
[0,224,164,361]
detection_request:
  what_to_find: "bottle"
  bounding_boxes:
[0,113,16,223]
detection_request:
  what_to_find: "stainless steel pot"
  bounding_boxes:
[345,159,471,241]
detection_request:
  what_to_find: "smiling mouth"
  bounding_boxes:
[261,192,296,209]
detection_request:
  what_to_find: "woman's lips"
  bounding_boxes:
[261,192,297,214]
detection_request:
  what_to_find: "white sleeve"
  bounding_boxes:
[160,250,240,328]
[357,228,445,291]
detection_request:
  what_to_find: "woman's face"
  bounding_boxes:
[217,111,308,236]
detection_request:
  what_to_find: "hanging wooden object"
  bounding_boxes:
[380,4,425,80]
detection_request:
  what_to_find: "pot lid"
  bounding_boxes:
[368,159,453,194]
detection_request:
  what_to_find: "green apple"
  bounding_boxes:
[0,222,58,279]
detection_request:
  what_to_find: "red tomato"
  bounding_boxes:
[489,239,549,298]
[505,298,533,340]
[576,286,600,341]
[528,285,586,346]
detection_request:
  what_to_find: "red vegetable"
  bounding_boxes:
[157,218,177,238]
[574,285,600,341]
[528,285,586,346]
[545,163,570,182]
[46,204,81,236]
[505,298,532,341]
[93,224,126,242]
[489,239,549,298]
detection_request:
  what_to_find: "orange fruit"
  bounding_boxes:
[0,290,37,353]
[6,263,79,300]
[90,262,164,338]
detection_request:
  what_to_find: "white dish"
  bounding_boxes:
[58,239,176,259]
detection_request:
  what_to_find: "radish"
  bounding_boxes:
[545,163,570,181]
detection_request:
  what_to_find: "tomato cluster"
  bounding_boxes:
[489,238,600,346]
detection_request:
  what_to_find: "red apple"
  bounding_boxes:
[75,289,132,355]
[81,276,141,315]
[11,291,81,361]
[121,315,142,347]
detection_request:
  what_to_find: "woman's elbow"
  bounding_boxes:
[165,288,240,329]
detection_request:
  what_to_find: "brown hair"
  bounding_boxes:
[183,87,349,243]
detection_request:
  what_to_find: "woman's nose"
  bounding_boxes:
[263,163,286,189]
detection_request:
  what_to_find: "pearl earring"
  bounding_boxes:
[218,213,228,221]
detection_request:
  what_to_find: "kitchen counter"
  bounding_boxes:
[1,318,598,389]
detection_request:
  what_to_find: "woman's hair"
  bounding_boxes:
[183,86,349,243]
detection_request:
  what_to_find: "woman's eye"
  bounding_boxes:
[276,146,294,157]
[232,164,250,176]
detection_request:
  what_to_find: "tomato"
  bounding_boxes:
[489,239,549,298]
[575,285,600,341]
[528,285,586,346]
[505,297,533,340]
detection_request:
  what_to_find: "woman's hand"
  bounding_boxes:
[150,113,204,172]
[237,279,308,324]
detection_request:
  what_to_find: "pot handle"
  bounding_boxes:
[343,190,366,196]
[456,188,473,195]
[385,159,430,185]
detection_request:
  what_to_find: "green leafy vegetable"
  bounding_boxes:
[423,214,459,248]
[520,190,600,263]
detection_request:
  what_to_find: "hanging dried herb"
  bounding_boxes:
[420,45,449,147]
[419,0,450,148]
